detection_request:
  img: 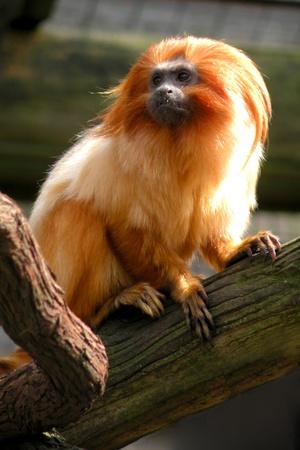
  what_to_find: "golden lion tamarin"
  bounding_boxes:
[0,36,281,374]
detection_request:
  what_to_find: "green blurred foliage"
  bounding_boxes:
[253,49,300,208]
[0,32,299,208]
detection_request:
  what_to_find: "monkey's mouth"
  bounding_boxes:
[149,103,191,127]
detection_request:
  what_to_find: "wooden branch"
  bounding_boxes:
[0,192,299,449]
[61,238,300,450]
[0,194,108,440]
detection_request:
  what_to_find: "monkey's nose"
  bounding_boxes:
[157,88,173,105]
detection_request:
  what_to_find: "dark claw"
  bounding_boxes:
[246,247,253,257]
[186,309,192,329]
[270,235,282,249]
[198,317,211,341]
[261,235,276,261]
[227,232,281,267]
[183,294,214,342]
[203,305,215,329]
[193,319,204,341]
[198,288,208,305]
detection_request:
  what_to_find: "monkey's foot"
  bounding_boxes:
[172,275,214,341]
[115,282,165,318]
[226,231,281,267]
[182,289,214,341]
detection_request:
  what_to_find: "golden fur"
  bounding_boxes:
[0,36,275,374]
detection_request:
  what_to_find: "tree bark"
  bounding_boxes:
[0,193,299,449]
[62,237,300,450]
[0,194,108,440]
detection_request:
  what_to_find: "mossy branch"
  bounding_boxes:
[0,192,299,449]
[62,237,300,449]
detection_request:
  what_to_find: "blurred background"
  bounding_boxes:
[0,0,299,449]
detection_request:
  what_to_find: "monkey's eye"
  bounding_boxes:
[177,70,191,83]
[152,74,162,86]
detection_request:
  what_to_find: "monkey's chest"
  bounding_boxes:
[128,197,197,255]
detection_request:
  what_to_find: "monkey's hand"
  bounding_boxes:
[171,274,214,341]
[107,226,213,339]
[226,231,281,267]
[115,282,165,318]
[90,283,164,327]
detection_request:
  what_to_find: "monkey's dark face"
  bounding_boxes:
[147,59,199,127]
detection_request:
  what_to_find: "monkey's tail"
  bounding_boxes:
[0,348,32,376]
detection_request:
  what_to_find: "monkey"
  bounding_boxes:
[0,36,281,375]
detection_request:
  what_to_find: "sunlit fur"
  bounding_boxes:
[0,36,271,372]
[32,35,271,315]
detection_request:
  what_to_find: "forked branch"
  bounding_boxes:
[0,193,299,450]
[0,193,108,441]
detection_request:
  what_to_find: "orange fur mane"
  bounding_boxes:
[101,37,270,148]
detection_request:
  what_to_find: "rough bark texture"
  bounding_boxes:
[62,237,300,450]
[0,193,108,441]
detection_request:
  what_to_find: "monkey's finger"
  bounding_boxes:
[262,233,281,258]
[183,300,214,341]
[144,300,163,317]
[193,318,204,341]
[149,293,165,312]
[246,246,253,257]
[185,308,204,341]
[134,295,161,317]
[136,300,157,317]
[194,290,214,329]
[188,296,206,319]
[195,300,214,332]
[190,313,212,342]
[255,239,269,256]
[201,305,214,329]
[269,234,281,250]
[197,287,208,304]
[143,287,165,307]
[184,306,197,337]
[195,316,211,341]
[144,295,165,315]
[260,235,276,261]
[141,290,165,314]
[183,304,197,332]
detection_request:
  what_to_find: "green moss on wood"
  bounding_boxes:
[58,239,300,450]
